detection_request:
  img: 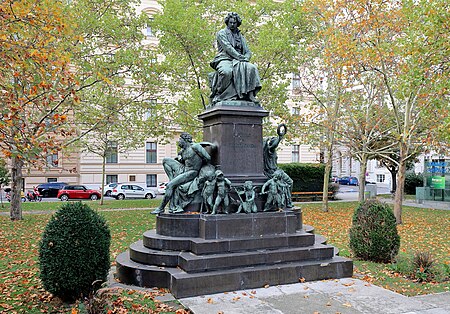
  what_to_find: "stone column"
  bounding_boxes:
[198,102,269,186]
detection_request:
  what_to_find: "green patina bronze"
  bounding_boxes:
[209,12,262,105]
[263,124,293,209]
[235,181,257,214]
[152,133,216,214]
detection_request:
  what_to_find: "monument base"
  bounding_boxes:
[116,209,353,298]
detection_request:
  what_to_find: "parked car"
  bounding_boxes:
[331,176,339,183]
[104,182,120,197]
[158,182,167,195]
[338,176,359,186]
[37,182,68,197]
[57,185,102,201]
[111,184,156,200]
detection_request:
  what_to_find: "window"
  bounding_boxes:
[292,73,301,91]
[106,141,118,163]
[144,99,157,120]
[47,178,57,183]
[146,142,157,164]
[146,18,154,37]
[377,174,385,183]
[291,107,301,115]
[106,175,118,184]
[46,153,58,167]
[129,175,136,182]
[292,145,300,163]
[146,174,157,187]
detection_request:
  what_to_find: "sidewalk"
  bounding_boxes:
[178,278,450,314]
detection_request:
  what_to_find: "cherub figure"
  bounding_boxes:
[211,170,232,215]
[201,170,216,213]
[235,181,257,214]
[261,171,288,212]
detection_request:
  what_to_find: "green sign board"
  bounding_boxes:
[431,176,445,189]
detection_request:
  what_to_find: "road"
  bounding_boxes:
[335,184,391,201]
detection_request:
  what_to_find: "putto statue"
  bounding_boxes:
[235,181,257,214]
[209,12,262,105]
[152,133,216,214]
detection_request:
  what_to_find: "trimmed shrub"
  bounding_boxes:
[404,172,423,195]
[39,202,111,301]
[278,163,325,192]
[349,200,400,263]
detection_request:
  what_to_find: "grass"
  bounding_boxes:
[302,202,450,296]
[377,193,416,200]
[0,198,161,212]
[0,201,448,312]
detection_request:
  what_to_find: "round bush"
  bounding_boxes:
[39,202,111,301]
[349,200,400,263]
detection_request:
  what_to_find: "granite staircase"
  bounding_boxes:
[116,209,353,298]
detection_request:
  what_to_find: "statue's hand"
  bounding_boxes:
[238,55,248,62]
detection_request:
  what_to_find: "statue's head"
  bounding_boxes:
[215,169,224,179]
[224,12,242,28]
[244,181,253,189]
[274,169,283,179]
[178,132,192,148]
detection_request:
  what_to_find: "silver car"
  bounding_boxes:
[111,183,156,200]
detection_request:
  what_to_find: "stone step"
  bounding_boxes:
[116,251,353,298]
[143,228,316,255]
[129,239,335,272]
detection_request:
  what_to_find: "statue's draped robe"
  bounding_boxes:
[210,28,261,103]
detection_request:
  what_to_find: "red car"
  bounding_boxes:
[57,185,102,201]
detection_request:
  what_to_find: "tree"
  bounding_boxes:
[339,0,449,223]
[0,0,79,220]
[300,0,449,222]
[75,91,163,205]
[337,75,395,202]
[291,0,348,212]
[66,0,168,203]
[151,0,303,137]
[1,0,165,219]
[0,159,10,207]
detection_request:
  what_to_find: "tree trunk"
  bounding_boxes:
[322,146,333,212]
[389,167,397,194]
[394,144,407,224]
[0,186,4,208]
[10,156,24,220]
[100,155,106,205]
[358,155,368,203]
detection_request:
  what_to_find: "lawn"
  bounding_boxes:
[0,201,448,313]
[302,202,450,296]
[0,198,161,212]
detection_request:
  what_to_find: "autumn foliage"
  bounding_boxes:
[0,0,78,162]
[0,0,81,220]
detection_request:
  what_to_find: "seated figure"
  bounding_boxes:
[209,12,262,105]
[152,133,215,214]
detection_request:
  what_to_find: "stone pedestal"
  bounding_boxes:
[116,209,353,298]
[198,102,268,186]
